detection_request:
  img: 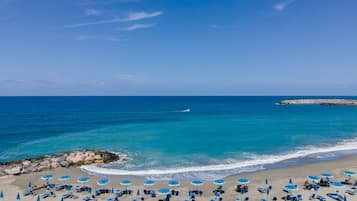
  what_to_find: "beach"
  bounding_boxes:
[1,154,357,201]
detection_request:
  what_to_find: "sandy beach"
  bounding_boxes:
[1,155,357,201]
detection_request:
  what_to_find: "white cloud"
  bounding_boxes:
[121,11,163,22]
[273,0,296,11]
[74,35,124,42]
[85,9,101,16]
[112,73,139,81]
[121,23,155,31]
[65,11,163,28]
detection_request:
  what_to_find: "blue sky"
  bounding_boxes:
[0,0,357,95]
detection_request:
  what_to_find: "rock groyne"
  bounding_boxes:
[278,99,357,106]
[0,150,121,176]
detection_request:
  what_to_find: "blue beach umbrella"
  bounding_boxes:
[237,178,250,185]
[214,179,226,185]
[308,176,320,183]
[331,182,345,189]
[77,177,90,184]
[58,175,71,181]
[41,174,53,181]
[344,171,356,177]
[0,191,3,199]
[36,195,41,201]
[144,180,155,186]
[97,178,110,186]
[283,184,298,192]
[157,188,170,195]
[168,180,180,187]
[191,180,203,186]
[120,180,133,186]
[320,173,333,179]
[16,193,20,200]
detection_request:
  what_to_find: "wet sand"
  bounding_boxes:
[1,155,357,201]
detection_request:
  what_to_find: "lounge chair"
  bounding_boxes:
[326,193,344,201]
[257,187,267,193]
[345,188,357,195]
[309,193,326,201]
[23,190,36,196]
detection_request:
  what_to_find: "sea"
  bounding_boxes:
[1,96,357,180]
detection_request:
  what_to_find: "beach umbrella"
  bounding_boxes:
[16,193,20,200]
[136,190,140,196]
[344,171,356,177]
[144,180,155,186]
[237,178,250,185]
[58,175,71,181]
[168,180,180,187]
[41,174,53,181]
[77,177,90,184]
[28,181,32,188]
[307,176,320,183]
[265,178,269,185]
[331,182,345,189]
[0,191,3,199]
[214,179,226,185]
[97,178,110,186]
[191,180,203,186]
[61,197,64,201]
[157,188,170,195]
[36,195,41,201]
[283,184,298,192]
[320,173,333,179]
[120,180,133,186]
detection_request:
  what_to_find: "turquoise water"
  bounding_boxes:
[1,96,357,179]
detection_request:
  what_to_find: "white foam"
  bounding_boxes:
[81,138,357,177]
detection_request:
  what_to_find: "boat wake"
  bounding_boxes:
[81,138,357,179]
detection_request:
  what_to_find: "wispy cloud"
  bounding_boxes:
[112,73,141,81]
[85,9,101,16]
[121,11,163,22]
[121,23,155,31]
[74,35,124,42]
[273,0,296,11]
[65,11,163,28]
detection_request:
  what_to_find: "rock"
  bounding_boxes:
[60,160,70,168]
[22,160,31,167]
[4,166,21,175]
[50,162,60,169]
[0,171,6,177]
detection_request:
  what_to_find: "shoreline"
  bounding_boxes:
[1,154,357,201]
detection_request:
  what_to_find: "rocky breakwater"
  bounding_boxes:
[278,99,357,106]
[0,150,121,176]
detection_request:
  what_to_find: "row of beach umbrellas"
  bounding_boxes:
[39,174,251,187]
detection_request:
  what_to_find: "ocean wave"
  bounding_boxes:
[81,138,357,178]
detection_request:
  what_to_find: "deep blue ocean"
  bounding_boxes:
[1,96,357,179]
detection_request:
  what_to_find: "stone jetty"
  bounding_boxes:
[0,150,121,176]
[278,99,357,106]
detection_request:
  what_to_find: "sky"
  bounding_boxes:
[0,0,357,96]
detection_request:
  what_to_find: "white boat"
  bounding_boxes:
[182,108,191,113]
